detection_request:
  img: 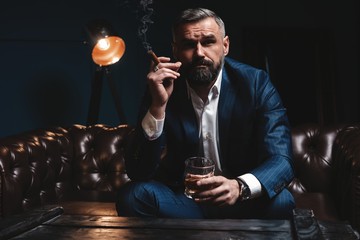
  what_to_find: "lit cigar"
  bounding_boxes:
[147,50,160,65]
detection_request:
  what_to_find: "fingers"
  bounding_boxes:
[148,64,181,84]
[194,176,238,206]
[150,56,181,72]
[152,61,182,73]
[149,56,170,72]
[149,68,181,82]
[153,65,160,72]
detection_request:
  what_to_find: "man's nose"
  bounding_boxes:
[195,43,205,57]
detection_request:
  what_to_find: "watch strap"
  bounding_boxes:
[235,177,251,201]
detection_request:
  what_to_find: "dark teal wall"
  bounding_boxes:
[0,0,151,137]
[0,0,358,137]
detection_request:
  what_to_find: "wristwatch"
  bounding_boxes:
[235,178,251,201]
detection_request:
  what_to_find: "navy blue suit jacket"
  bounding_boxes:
[125,57,294,199]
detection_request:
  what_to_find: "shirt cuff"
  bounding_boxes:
[238,173,262,199]
[141,110,165,140]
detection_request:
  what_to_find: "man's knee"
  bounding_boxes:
[116,181,173,217]
[116,181,158,217]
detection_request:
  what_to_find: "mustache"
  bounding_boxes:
[190,59,213,67]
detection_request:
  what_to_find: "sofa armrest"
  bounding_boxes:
[332,124,360,231]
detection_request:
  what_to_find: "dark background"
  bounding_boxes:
[0,0,358,138]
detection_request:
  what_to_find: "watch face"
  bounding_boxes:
[235,178,251,201]
[241,184,250,200]
[243,188,250,200]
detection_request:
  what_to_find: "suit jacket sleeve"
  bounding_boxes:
[221,59,294,199]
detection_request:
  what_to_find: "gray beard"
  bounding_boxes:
[188,68,215,86]
[185,60,222,87]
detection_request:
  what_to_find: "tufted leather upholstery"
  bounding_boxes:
[1,123,360,231]
[287,124,360,231]
[287,124,344,220]
[0,124,132,217]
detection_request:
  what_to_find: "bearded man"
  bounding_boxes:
[116,7,295,220]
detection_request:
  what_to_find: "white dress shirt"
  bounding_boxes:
[141,69,262,199]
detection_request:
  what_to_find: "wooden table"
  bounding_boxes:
[0,206,358,240]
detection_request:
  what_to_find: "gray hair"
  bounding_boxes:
[171,8,226,40]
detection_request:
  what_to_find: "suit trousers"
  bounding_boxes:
[116,180,295,219]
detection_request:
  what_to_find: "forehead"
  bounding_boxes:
[174,17,220,41]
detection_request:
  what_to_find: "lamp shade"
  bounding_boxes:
[86,19,125,66]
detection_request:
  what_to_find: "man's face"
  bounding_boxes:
[172,17,229,87]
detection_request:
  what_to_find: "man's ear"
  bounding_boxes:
[223,36,230,55]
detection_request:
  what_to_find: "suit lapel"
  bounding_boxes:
[218,68,237,163]
[180,100,199,145]
[172,79,199,153]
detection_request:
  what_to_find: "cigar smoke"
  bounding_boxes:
[121,0,158,62]
[137,0,155,52]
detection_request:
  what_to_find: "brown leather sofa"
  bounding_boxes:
[1,123,360,231]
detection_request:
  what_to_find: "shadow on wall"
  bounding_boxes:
[22,70,83,128]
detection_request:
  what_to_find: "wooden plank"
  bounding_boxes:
[318,220,359,240]
[0,205,63,240]
[12,225,294,240]
[44,214,291,233]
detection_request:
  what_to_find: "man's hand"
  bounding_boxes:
[147,56,181,119]
[193,175,241,206]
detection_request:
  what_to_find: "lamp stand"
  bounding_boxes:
[86,66,126,126]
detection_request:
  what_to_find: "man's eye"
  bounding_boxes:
[202,39,216,46]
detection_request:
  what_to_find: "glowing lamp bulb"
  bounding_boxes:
[91,36,125,66]
[97,38,110,50]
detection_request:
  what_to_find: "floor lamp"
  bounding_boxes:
[85,19,126,126]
